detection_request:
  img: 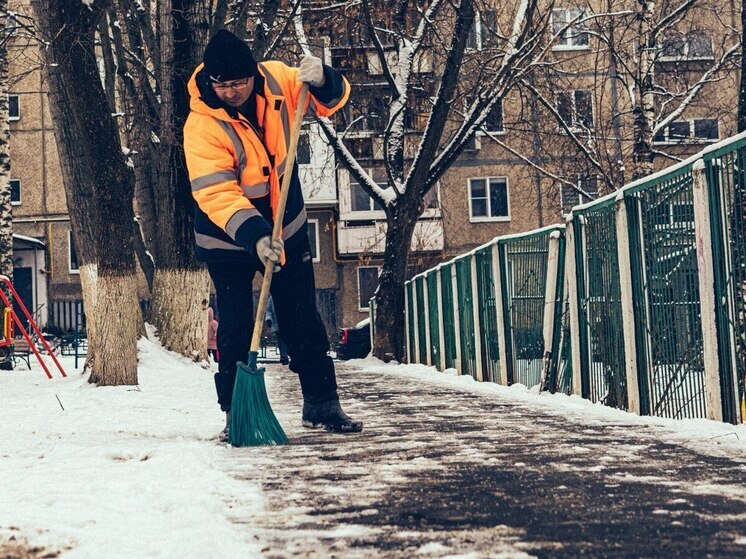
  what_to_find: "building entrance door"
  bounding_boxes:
[12,267,33,330]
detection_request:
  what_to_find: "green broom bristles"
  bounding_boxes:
[228,352,288,447]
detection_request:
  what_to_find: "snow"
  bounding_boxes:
[11,234,45,247]
[0,333,263,558]
[352,358,746,461]
[2,331,745,556]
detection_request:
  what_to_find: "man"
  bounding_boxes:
[184,29,362,438]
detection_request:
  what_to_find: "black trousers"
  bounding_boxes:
[207,234,337,412]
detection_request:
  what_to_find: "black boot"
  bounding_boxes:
[218,412,230,443]
[302,398,363,433]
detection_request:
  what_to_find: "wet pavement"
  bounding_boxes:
[225,362,746,558]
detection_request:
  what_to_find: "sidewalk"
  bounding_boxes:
[227,360,746,558]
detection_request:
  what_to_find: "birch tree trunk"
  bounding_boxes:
[35,0,139,385]
[739,0,746,132]
[633,0,656,180]
[0,0,13,295]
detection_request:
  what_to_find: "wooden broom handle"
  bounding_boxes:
[250,83,310,353]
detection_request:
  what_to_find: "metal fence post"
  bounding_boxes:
[470,254,484,382]
[412,278,421,364]
[422,275,432,367]
[493,243,509,385]
[704,156,743,424]
[435,265,447,372]
[692,159,725,422]
[615,195,641,414]
[369,297,375,354]
[404,282,411,363]
[540,231,561,390]
[565,217,584,396]
[451,264,463,375]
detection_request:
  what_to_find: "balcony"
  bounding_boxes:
[336,218,444,255]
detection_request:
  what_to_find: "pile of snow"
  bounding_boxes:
[0,332,262,558]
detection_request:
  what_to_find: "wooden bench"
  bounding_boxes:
[11,337,32,370]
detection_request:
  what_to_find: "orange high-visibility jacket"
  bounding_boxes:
[184,60,350,262]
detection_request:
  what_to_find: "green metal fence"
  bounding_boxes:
[624,164,707,419]
[704,138,746,423]
[475,246,499,383]
[414,276,427,364]
[455,256,478,380]
[573,200,627,408]
[440,265,458,370]
[497,228,561,388]
[554,300,573,395]
[391,132,746,425]
[426,271,441,368]
[406,281,416,364]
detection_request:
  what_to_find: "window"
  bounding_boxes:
[423,184,439,210]
[308,36,331,65]
[560,176,598,213]
[10,179,20,205]
[351,180,384,212]
[660,32,713,60]
[364,96,388,133]
[404,93,431,131]
[366,50,398,75]
[307,219,320,262]
[556,90,593,130]
[467,10,499,50]
[652,201,695,228]
[552,8,588,49]
[693,119,719,140]
[8,95,19,121]
[349,170,386,215]
[465,96,504,134]
[653,119,719,143]
[297,131,311,165]
[69,230,79,273]
[367,49,432,76]
[484,98,504,132]
[468,177,509,221]
[357,266,381,310]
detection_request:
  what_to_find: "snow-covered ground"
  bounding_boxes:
[0,333,263,558]
[1,330,745,558]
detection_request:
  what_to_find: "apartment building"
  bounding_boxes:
[7,3,74,331]
[6,0,740,338]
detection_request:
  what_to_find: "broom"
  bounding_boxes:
[228,82,310,447]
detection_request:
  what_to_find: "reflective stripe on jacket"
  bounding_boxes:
[184,60,350,261]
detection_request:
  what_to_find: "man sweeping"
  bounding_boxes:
[184,29,363,441]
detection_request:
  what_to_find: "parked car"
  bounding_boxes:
[336,318,371,360]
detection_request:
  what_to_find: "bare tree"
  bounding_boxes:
[294,0,550,361]
[34,0,139,385]
[521,0,739,194]
[96,0,291,360]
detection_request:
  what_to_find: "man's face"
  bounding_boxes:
[211,76,254,107]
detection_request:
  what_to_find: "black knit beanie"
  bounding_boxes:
[203,29,257,82]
